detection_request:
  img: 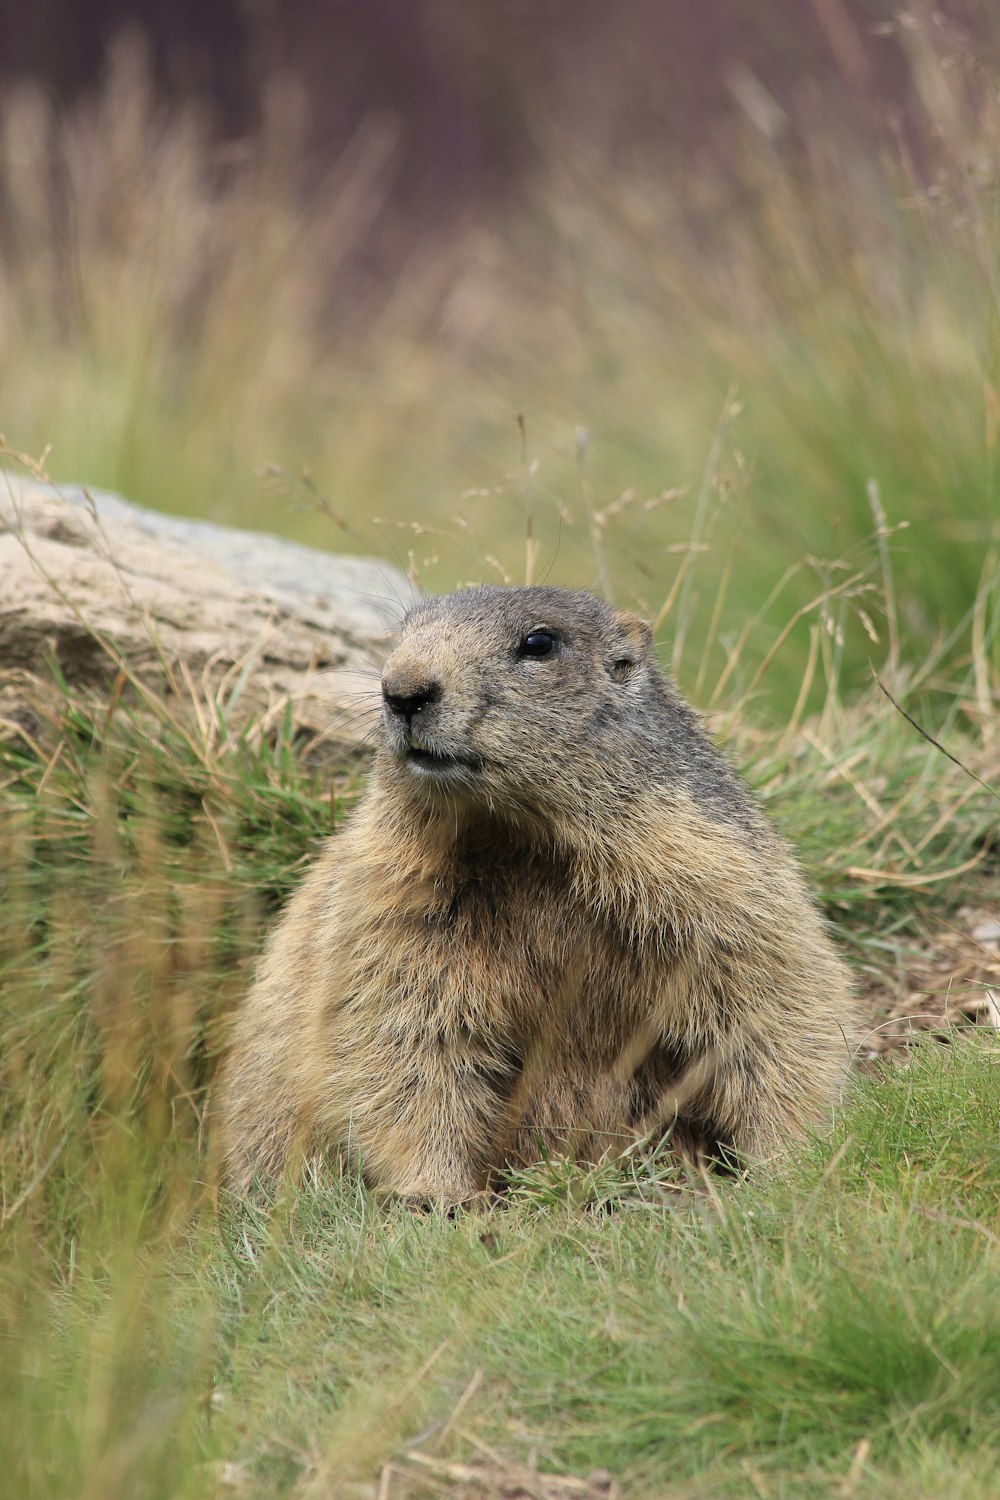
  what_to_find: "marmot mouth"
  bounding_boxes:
[406,744,482,775]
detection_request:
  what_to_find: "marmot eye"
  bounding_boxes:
[518,629,558,659]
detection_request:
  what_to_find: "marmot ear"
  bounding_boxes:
[613,610,653,657]
[608,609,653,681]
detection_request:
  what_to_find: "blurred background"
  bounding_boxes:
[1,1,999,713]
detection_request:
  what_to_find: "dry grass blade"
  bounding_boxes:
[873,672,1000,802]
[0,1135,68,1229]
[399,1452,621,1500]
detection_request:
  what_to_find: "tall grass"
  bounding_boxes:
[2,21,1000,712]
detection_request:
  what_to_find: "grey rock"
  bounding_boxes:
[0,471,411,752]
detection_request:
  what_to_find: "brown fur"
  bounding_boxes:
[217,585,860,1203]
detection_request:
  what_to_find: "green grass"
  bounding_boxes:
[3,1020,998,1498]
[205,1045,999,1499]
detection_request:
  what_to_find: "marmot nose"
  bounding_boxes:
[382,678,441,726]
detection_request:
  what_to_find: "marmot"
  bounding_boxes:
[217,585,860,1203]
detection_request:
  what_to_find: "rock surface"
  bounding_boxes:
[0,472,411,752]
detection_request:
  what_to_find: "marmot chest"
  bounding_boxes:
[404,847,662,1049]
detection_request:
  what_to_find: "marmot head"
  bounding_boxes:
[376,585,665,825]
